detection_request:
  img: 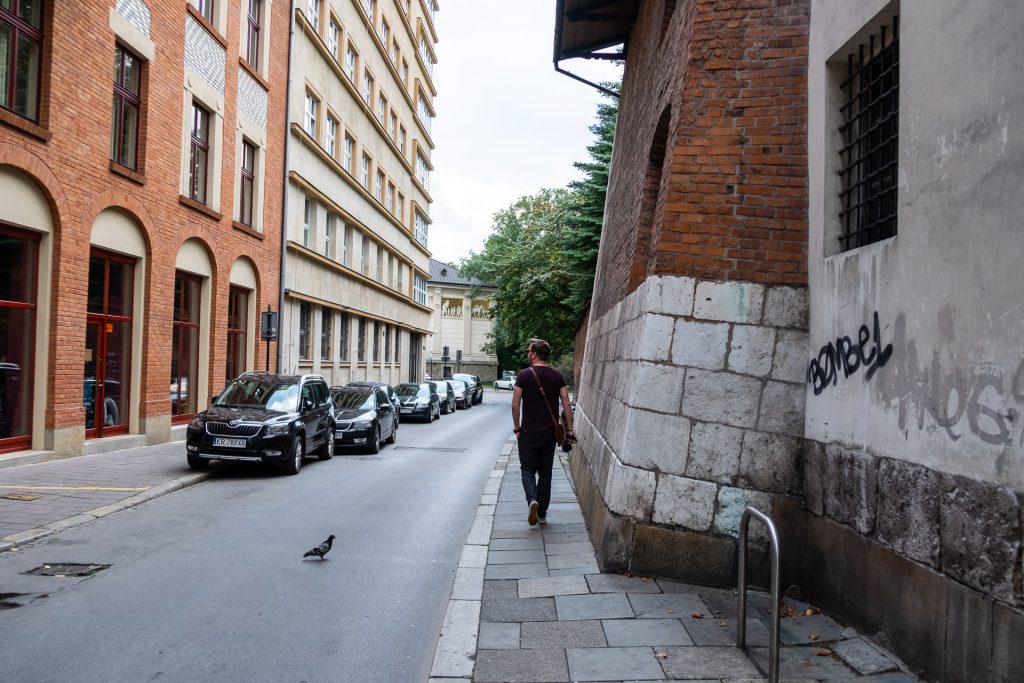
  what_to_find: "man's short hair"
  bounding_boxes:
[528,338,551,361]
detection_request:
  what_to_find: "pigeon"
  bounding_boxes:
[303,534,335,559]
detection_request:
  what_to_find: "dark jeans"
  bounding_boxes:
[518,429,556,515]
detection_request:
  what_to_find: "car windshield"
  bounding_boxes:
[453,374,474,383]
[396,383,428,398]
[215,379,299,412]
[332,390,374,411]
[450,380,466,391]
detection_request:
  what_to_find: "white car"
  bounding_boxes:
[494,377,515,391]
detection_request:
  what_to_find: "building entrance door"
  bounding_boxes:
[84,252,133,438]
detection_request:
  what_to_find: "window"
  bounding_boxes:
[376,247,383,282]
[303,90,318,137]
[413,273,427,305]
[0,0,42,121]
[361,236,369,275]
[343,223,352,265]
[189,103,211,204]
[226,286,249,382]
[298,302,311,360]
[400,59,409,87]
[324,214,334,257]
[86,251,134,435]
[111,45,142,170]
[345,43,357,81]
[325,114,337,156]
[303,197,312,247]
[197,0,215,23]
[380,17,389,44]
[377,93,387,124]
[360,153,370,188]
[837,14,899,252]
[396,260,403,293]
[357,317,366,361]
[375,170,384,202]
[239,140,256,227]
[320,309,332,361]
[363,0,376,20]
[306,0,319,30]
[414,209,428,247]
[0,226,38,452]
[388,255,396,288]
[390,39,399,65]
[384,325,392,362]
[388,111,397,140]
[417,94,432,135]
[372,320,380,362]
[398,126,406,155]
[245,0,261,69]
[416,151,430,191]
[394,327,401,364]
[343,133,354,172]
[396,191,404,223]
[171,272,202,420]
[362,69,373,105]
[338,312,349,361]
[327,19,339,58]
[386,182,395,213]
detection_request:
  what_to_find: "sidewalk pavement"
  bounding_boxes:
[430,440,920,683]
[0,441,213,552]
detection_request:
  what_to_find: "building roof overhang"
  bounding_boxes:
[553,0,635,62]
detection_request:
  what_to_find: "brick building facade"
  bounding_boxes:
[558,0,1023,679]
[0,0,287,460]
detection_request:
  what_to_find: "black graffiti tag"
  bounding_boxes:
[807,311,894,396]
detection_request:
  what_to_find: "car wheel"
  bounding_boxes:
[385,421,397,445]
[187,453,208,470]
[282,435,304,475]
[368,426,381,454]
[318,429,335,460]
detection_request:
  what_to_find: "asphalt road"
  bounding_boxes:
[0,390,514,682]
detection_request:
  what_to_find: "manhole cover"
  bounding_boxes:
[23,563,110,577]
[1,493,39,501]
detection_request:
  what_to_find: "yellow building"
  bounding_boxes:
[426,259,497,380]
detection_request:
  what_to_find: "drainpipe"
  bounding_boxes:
[277,1,297,374]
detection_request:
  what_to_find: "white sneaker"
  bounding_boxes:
[528,500,539,526]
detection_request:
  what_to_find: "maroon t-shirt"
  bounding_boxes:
[515,365,565,434]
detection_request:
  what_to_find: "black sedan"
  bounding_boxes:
[452,373,484,404]
[345,381,402,421]
[329,386,397,453]
[395,382,441,422]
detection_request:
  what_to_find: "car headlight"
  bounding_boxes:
[415,398,429,406]
[265,423,291,436]
[188,415,204,429]
[353,420,373,429]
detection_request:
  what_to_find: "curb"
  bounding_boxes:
[0,470,216,553]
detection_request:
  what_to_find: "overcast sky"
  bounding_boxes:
[428,1,622,266]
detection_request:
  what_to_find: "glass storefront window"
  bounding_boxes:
[84,250,134,437]
[171,272,201,419]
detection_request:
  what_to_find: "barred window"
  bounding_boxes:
[837,15,899,251]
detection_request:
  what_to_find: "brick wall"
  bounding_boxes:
[0,0,287,450]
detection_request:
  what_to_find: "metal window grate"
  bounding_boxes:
[838,15,899,251]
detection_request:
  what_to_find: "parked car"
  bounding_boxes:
[185,372,334,475]
[500,370,515,380]
[329,385,397,453]
[430,380,456,414]
[395,382,440,422]
[494,376,516,391]
[345,381,402,421]
[452,373,483,404]
[448,379,472,409]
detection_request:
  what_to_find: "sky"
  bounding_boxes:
[428,1,622,266]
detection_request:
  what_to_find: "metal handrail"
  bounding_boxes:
[737,506,781,683]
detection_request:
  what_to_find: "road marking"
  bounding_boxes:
[0,485,149,492]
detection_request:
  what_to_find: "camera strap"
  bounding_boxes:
[528,367,563,436]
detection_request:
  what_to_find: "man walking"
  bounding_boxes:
[511,339,574,525]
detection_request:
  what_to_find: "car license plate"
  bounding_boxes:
[401,408,413,414]
[213,437,247,448]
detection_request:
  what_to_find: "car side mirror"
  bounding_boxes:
[302,398,314,411]
[210,394,220,404]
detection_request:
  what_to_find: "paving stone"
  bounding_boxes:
[478,622,520,650]
[831,637,898,675]
[481,597,557,623]
[547,553,598,571]
[545,541,594,556]
[491,527,537,539]
[778,614,846,645]
[567,646,666,681]
[519,575,590,598]
[659,646,761,679]
[550,565,600,577]
[491,537,544,551]
[586,574,662,594]
[602,618,693,646]
[473,648,569,682]
[748,645,857,679]
[556,593,635,621]
[486,579,519,590]
[484,588,520,601]
[628,593,709,619]
[520,620,608,649]
[683,618,768,647]
[485,563,549,580]
[543,532,592,545]
[488,549,547,565]
[820,673,918,682]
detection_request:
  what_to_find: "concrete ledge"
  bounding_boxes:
[0,449,60,470]
[83,433,148,455]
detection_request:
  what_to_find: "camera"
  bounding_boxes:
[561,432,576,453]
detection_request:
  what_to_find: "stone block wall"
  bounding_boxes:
[573,274,808,584]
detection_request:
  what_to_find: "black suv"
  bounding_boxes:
[185,372,334,475]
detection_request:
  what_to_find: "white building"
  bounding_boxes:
[426,259,497,380]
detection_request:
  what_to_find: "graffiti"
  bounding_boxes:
[807,311,893,396]
[874,313,1023,447]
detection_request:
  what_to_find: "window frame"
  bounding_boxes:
[325,113,338,157]
[239,139,256,227]
[188,102,211,204]
[303,89,319,138]
[298,301,311,360]
[245,0,261,69]
[320,308,332,361]
[338,312,350,361]
[111,43,143,170]
[226,285,249,383]
[171,270,203,422]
